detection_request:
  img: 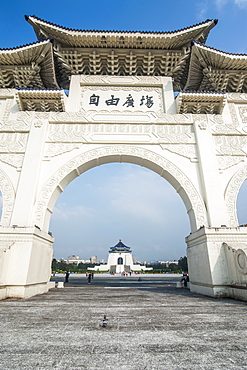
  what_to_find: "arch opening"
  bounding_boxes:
[236,179,247,226]
[37,147,207,235]
[49,162,190,262]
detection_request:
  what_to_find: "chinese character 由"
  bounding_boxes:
[105,95,120,106]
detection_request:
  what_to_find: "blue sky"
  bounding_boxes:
[1,0,247,261]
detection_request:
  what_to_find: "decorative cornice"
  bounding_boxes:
[177,91,226,114]
[15,89,66,112]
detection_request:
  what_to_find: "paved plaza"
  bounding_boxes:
[0,274,247,369]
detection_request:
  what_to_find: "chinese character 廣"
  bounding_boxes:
[123,94,134,107]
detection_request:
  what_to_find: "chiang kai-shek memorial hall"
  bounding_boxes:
[88,239,153,273]
[0,16,247,300]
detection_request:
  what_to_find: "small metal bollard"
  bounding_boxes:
[100,315,108,327]
[57,282,64,288]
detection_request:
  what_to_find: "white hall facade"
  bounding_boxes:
[89,239,152,273]
[0,16,247,300]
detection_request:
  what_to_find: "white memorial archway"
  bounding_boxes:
[0,16,247,300]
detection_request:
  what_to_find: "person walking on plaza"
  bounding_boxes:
[87,273,92,284]
[65,271,70,283]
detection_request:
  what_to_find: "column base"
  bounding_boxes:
[0,281,55,300]
[0,226,54,300]
[186,226,247,301]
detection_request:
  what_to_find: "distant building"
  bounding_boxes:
[88,239,153,273]
[65,255,91,265]
[90,256,97,264]
[157,260,179,267]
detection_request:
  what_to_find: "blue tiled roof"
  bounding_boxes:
[109,240,132,253]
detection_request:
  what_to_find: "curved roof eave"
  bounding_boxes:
[0,38,59,89]
[191,40,247,58]
[25,15,217,49]
[0,37,53,53]
[184,41,247,91]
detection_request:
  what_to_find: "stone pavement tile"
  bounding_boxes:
[0,279,247,369]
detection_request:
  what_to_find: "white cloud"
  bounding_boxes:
[215,0,247,7]
[52,202,94,221]
[197,1,209,19]
[235,0,247,6]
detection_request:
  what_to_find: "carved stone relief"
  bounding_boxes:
[34,145,207,230]
[193,114,208,130]
[238,107,247,132]
[214,136,247,156]
[156,113,191,124]
[50,112,88,123]
[0,111,32,132]
[47,123,87,142]
[79,75,162,85]
[2,98,13,123]
[47,123,194,143]
[0,133,28,153]
[235,248,247,274]
[0,89,15,98]
[210,106,244,135]
[46,123,196,159]
[0,154,24,169]
[0,168,15,226]
[227,93,247,102]
[161,144,197,161]
[49,110,193,125]
[44,144,81,159]
[217,156,245,171]
[155,125,195,143]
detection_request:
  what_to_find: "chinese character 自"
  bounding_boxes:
[89,94,100,106]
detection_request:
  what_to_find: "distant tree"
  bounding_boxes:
[168,263,179,272]
[56,260,69,271]
[78,262,95,269]
[51,258,57,271]
[178,256,188,272]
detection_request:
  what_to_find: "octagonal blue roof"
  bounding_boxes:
[109,239,132,253]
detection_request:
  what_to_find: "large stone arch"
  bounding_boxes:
[33,145,207,233]
[225,164,247,227]
[0,167,15,226]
